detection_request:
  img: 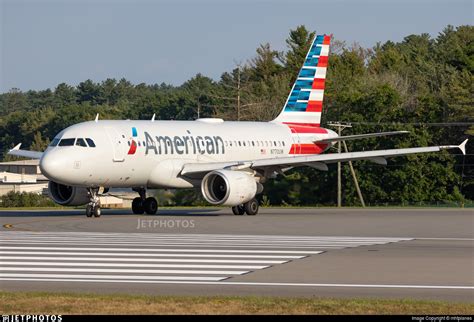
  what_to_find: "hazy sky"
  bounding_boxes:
[1,0,472,93]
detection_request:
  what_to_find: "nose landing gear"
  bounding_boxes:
[86,187,101,218]
[132,188,158,215]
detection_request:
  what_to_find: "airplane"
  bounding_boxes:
[8,34,468,217]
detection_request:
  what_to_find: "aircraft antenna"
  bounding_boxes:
[151,114,156,122]
[94,114,99,122]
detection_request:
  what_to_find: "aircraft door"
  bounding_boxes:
[105,127,125,162]
[290,128,301,154]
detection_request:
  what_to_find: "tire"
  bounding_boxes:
[232,205,245,216]
[144,197,158,215]
[132,197,144,214]
[93,206,101,218]
[244,198,259,215]
[86,205,93,218]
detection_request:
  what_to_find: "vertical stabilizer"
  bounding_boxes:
[273,34,331,127]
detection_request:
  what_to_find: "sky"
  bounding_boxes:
[0,0,472,93]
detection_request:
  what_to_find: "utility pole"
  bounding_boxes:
[337,126,342,207]
[237,64,241,121]
[343,140,366,207]
[328,122,365,208]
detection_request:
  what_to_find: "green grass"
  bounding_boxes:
[1,291,473,315]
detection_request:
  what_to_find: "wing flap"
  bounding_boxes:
[179,140,467,176]
[314,131,409,144]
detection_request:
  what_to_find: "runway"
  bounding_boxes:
[0,208,472,302]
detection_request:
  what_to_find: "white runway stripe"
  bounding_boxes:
[0,232,412,241]
[0,267,249,275]
[0,256,288,264]
[0,241,365,249]
[0,231,413,240]
[0,273,226,281]
[0,251,307,259]
[0,236,399,243]
[0,232,413,285]
[0,261,268,270]
[1,278,470,290]
[0,246,323,254]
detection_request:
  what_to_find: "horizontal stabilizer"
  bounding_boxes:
[314,131,409,144]
[8,143,43,159]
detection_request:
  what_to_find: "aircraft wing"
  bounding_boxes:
[313,131,409,144]
[7,143,44,159]
[180,139,468,176]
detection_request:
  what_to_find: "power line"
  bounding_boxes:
[332,122,473,127]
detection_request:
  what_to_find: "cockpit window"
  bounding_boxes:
[49,138,60,147]
[76,138,87,147]
[86,138,96,147]
[58,138,75,146]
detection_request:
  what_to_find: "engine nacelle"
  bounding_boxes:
[48,181,89,206]
[201,170,257,206]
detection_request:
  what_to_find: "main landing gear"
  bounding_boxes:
[132,188,158,215]
[232,198,259,216]
[86,187,101,218]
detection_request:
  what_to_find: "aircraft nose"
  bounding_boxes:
[40,151,63,182]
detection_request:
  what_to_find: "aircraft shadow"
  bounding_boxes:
[0,208,223,217]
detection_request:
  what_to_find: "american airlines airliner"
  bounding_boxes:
[9,35,467,217]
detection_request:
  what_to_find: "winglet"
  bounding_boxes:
[95,113,99,122]
[151,113,156,122]
[10,143,22,151]
[459,139,468,155]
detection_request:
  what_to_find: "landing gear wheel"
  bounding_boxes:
[232,205,245,216]
[144,197,158,215]
[93,206,101,218]
[86,205,93,217]
[244,198,259,216]
[132,197,144,214]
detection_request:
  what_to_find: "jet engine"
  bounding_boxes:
[201,170,257,206]
[48,181,90,206]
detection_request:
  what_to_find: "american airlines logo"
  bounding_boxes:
[127,127,138,155]
[143,131,225,155]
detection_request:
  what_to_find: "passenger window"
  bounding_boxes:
[86,138,96,147]
[49,138,60,147]
[76,138,87,147]
[58,138,75,146]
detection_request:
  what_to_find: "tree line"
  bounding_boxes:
[0,25,472,205]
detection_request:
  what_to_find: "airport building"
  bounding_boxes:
[0,159,129,207]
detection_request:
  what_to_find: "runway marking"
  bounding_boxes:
[0,274,226,281]
[0,256,287,264]
[0,261,269,270]
[0,277,472,290]
[0,232,413,285]
[0,241,374,249]
[0,267,249,275]
[0,246,324,254]
[0,251,306,259]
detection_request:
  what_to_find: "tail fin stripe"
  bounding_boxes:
[274,33,330,126]
[312,78,325,90]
